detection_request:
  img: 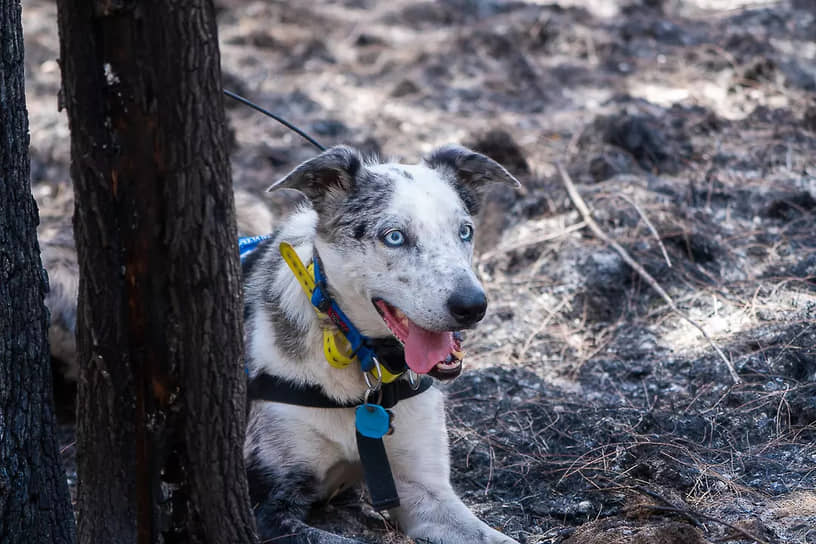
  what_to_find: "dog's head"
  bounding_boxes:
[269,145,519,379]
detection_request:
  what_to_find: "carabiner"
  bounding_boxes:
[407,369,420,390]
[363,355,384,393]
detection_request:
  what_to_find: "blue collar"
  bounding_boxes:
[310,254,379,373]
[238,234,383,374]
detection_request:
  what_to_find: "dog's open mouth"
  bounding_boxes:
[373,299,463,380]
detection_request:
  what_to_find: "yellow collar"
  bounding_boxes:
[279,242,402,383]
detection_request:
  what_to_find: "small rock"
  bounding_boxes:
[589,150,635,182]
[467,129,530,176]
[391,79,421,98]
[310,119,348,137]
[804,102,816,132]
[354,33,386,47]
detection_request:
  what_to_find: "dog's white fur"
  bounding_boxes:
[324,163,483,335]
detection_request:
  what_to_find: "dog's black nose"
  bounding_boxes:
[447,286,487,326]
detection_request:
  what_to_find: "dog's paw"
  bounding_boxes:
[483,529,520,544]
[407,525,519,544]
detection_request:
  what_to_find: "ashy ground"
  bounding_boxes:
[23,0,815,542]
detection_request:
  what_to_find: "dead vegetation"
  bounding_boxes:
[23,0,816,542]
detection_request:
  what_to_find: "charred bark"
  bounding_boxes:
[0,1,77,542]
[55,1,258,542]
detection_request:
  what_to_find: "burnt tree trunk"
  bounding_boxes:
[56,2,257,542]
[0,1,77,542]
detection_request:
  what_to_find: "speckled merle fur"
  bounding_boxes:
[242,228,315,360]
[320,167,395,245]
[425,145,517,217]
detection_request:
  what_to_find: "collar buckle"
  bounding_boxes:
[279,241,404,382]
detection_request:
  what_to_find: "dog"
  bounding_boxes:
[242,144,520,543]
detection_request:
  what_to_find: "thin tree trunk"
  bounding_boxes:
[56,1,258,542]
[0,1,77,542]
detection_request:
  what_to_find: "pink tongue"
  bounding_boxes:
[403,322,453,374]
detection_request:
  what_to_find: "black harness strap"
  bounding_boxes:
[247,373,433,409]
[356,433,400,510]
[247,372,434,511]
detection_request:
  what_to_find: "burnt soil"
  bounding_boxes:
[24,0,816,542]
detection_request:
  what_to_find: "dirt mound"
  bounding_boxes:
[563,520,706,544]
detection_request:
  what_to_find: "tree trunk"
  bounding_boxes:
[0,1,77,543]
[55,2,258,542]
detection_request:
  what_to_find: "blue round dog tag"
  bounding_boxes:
[355,404,390,439]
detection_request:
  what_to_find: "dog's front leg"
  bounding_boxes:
[386,390,519,544]
[392,480,518,544]
[249,466,367,544]
[246,404,367,544]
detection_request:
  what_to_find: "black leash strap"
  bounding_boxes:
[356,431,400,510]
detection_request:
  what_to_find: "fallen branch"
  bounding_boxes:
[556,163,741,384]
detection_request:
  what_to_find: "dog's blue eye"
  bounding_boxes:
[383,229,406,247]
[459,224,474,242]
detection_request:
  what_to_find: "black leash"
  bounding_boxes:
[223,89,326,152]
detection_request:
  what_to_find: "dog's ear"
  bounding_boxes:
[425,144,521,215]
[267,146,363,202]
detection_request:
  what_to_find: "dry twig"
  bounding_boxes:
[478,221,587,263]
[518,297,569,361]
[556,163,741,384]
[601,191,672,268]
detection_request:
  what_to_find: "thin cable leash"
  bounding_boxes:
[223,89,326,152]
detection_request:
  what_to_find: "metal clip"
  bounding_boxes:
[364,384,384,406]
[407,369,420,390]
[363,355,384,395]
